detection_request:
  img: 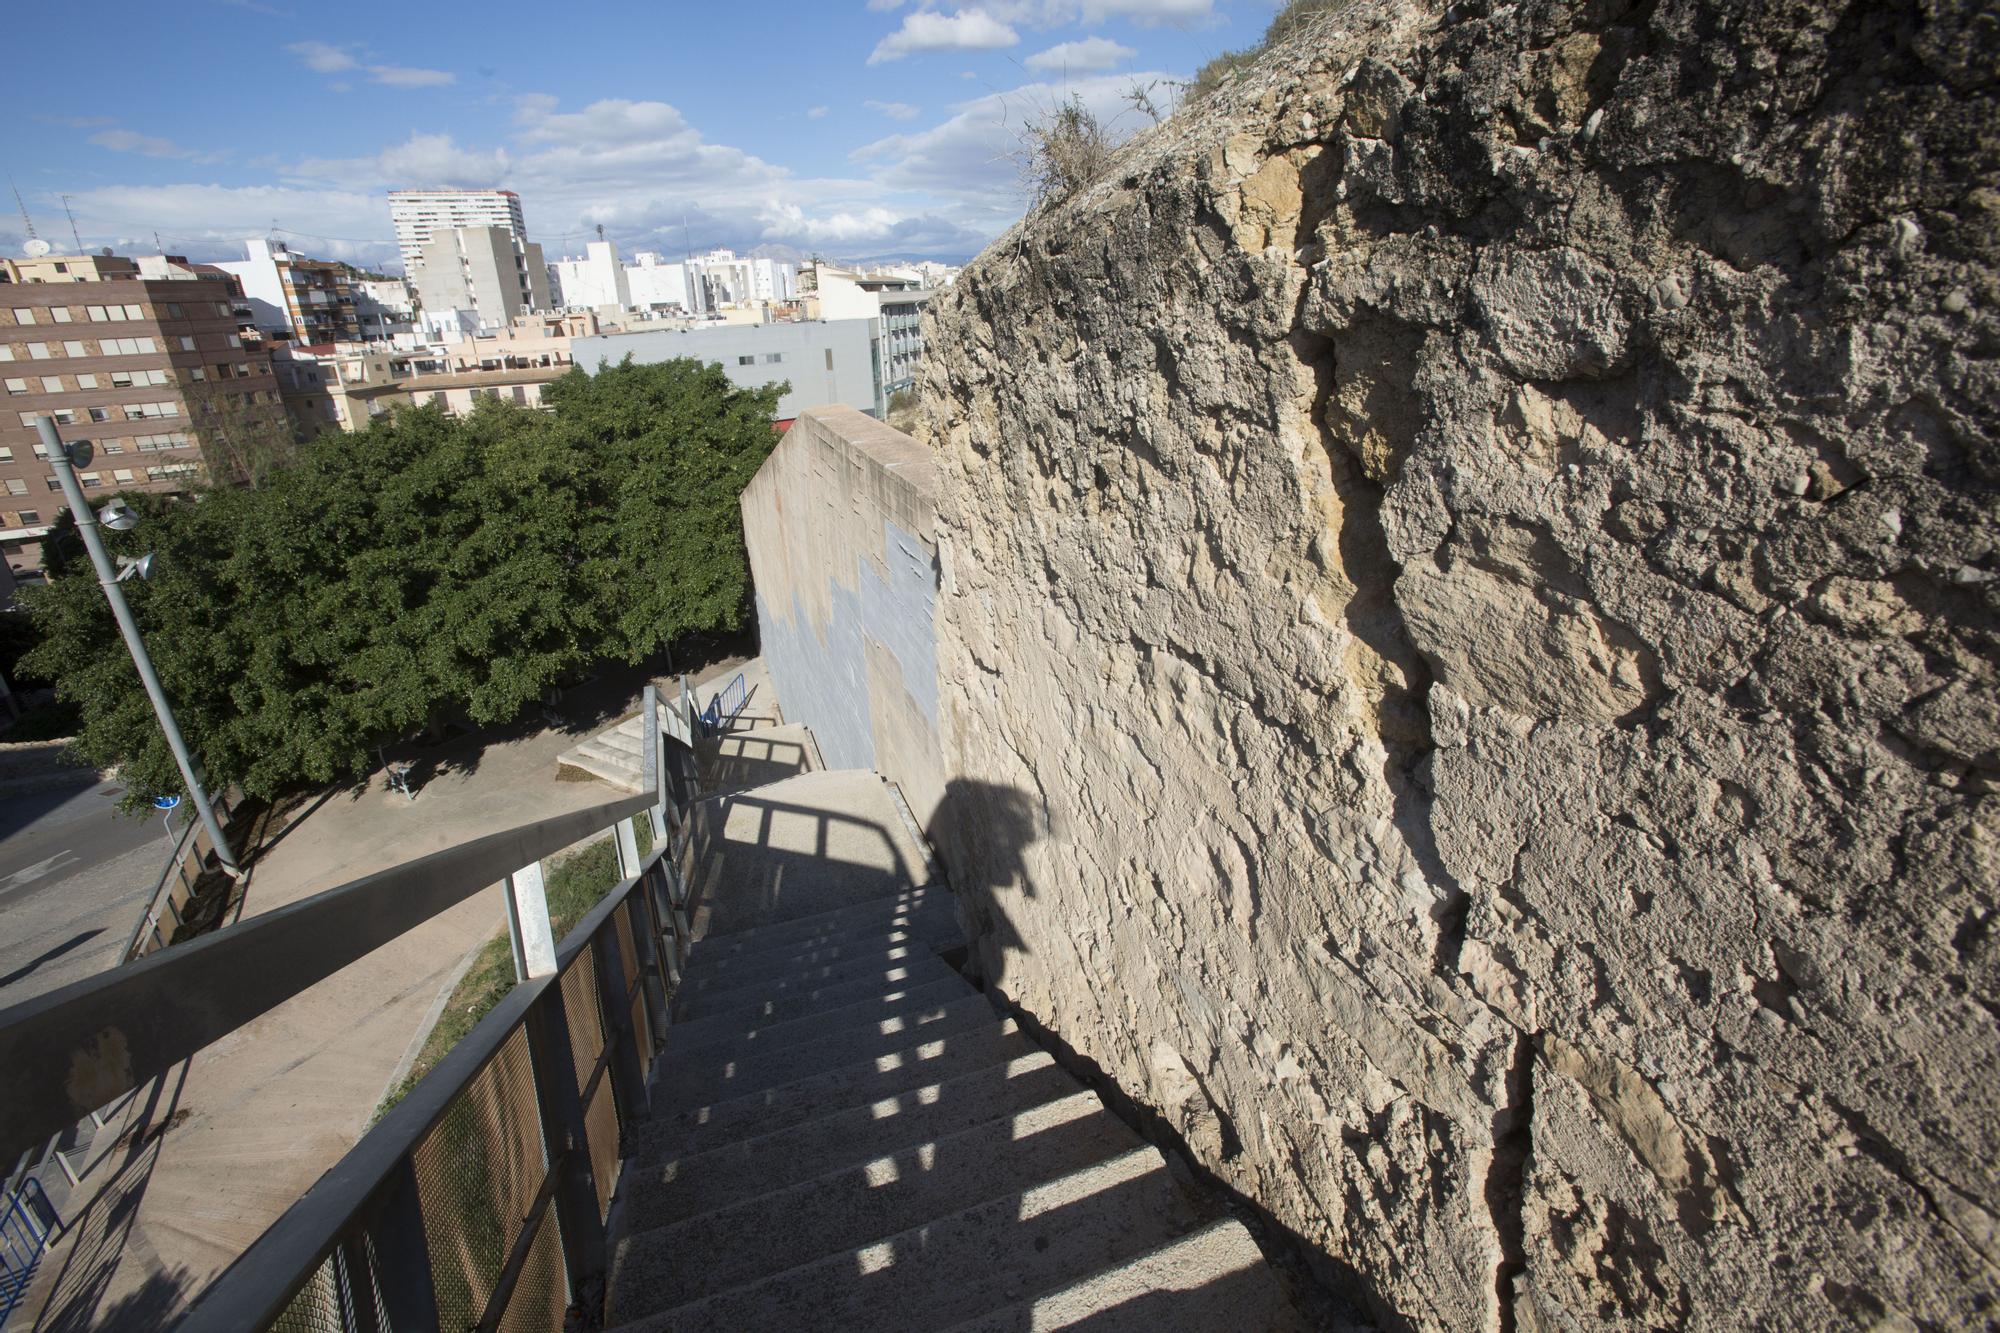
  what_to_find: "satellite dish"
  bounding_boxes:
[22,238,50,258]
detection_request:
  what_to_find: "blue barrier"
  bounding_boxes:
[0,1177,60,1328]
[698,673,748,738]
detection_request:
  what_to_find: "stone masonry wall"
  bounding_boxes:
[922,1,1998,1328]
[741,405,947,825]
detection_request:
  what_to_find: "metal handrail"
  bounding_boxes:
[0,716,664,1173]
[698,672,748,737]
[176,842,685,1332]
[121,807,205,963]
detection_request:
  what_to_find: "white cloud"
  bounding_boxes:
[807,105,830,119]
[866,0,907,10]
[89,129,229,165]
[853,71,1177,209]
[869,9,1019,64]
[865,100,922,120]
[1024,36,1136,72]
[368,65,455,88]
[286,41,356,73]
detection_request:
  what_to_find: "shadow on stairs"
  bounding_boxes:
[600,760,1307,1330]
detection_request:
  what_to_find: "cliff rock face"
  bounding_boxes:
[922,0,1998,1328]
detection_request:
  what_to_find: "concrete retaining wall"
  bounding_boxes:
[739,405,944,826]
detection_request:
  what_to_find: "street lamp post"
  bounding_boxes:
[37,416,239,878]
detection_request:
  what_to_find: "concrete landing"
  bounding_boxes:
[684,768,934,939]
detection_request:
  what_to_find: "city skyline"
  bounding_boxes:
[3,1,1286,272]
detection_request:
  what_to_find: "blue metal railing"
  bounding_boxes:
[698,673,748,737]
[0,1178,60,1329]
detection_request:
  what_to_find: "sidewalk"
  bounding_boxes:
[18,657,742,1330]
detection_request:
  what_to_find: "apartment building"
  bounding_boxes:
[0,252,282,572]
[571,318,881,421]
[389,189,527,275]
[413,226,551,333]
[272,310,593,434]
[214,239,365,344]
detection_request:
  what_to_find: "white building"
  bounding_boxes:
[550,240,631,312]
[626,253,691,310]
[354,279,415,340]
[412,226,551,332]
[389,189,528,275]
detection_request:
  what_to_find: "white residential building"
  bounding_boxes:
[412,226,551,332]
[625,253,691,311]
[389,189,528,275]
[550,240,631,312]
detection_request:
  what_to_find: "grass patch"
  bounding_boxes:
[1190,0,1357,102]
[374,814,654,1119]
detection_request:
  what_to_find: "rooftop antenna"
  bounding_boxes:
[595,223,605,244]
[59,195,83,254]
[11,180,50,258]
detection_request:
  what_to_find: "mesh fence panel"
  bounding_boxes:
[613,903,653,1075]
[583,1072,620,1221]
[559,945,606,1100]
[613,910,640,992]
[409,1025,547,1332]
[493,1201,568,1333]
[268,1254,344,1333]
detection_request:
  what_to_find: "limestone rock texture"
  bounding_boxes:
[920,0,1999,1328]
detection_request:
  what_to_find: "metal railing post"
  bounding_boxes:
[503,861,557,983]
[366,1160,440,1333]
[641,684,668,847]
[613,818,640,883]
[522,988,608,1319]
[627,871,671,1044]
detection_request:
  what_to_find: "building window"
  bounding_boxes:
[112,469,134,483]
[189,367,206,381]
[167,303,183,318]
[0,345,11,361]
[763,352,783,364]
[44,477,60,491]
[26,343,49,360]
[3,378,24,395]
[227,334,241,348]
[50,306,72,323]
[825,349,834,371]
[40,376,63,393]
[76,373,97,389]
[12,309,34,326]
[124,304,145,320]
[737,355,755,366]
[5,477,25,493]
[79,472,102,489]
[102,442,123,454]
[0,451,11,466]
[89,407,110,422]
[16,510,38,524]
[62,340,86,357]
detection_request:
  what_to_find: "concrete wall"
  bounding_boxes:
[739,405,944,826]
[574,319,879,419]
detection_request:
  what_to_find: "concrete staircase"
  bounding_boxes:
[590,716,1303,1329]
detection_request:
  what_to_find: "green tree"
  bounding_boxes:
[21,359,782,810]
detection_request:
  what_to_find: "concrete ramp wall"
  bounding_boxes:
[739,405,945,827]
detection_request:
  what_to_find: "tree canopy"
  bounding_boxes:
[21,357,783,809]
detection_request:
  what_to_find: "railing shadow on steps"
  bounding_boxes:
[0,684,701,1333]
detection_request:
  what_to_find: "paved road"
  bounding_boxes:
[0,775,173,1006]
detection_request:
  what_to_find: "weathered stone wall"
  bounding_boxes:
[741,405,947,825]
[922,0,1998,1328]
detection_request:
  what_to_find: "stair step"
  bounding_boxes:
[688,892,960,976]
[681,923,957,997]
[664,993,1000,1110]
[664,973,974,1067]
[937,1218,1304,1332]
[624,1051,1075,1217]
[633,1018,1039,1161]
[615,1091,1136,1309]
[594,728,645,757]
[675,943,956,1022]
[665,954,964,1049]
[689,888,954,960]
[606,1146,1201,1332]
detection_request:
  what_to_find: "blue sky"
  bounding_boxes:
[4,0,1286,271]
